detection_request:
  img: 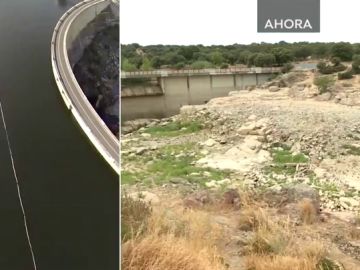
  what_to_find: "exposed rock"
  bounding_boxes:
[339,197,359,209]
[316,92,332,101]
[203,138,217,147]
[269,86,280,92]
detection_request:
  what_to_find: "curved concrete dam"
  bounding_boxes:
[52,0,120,173]
[0,0,118,269]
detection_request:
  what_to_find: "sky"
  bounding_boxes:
[121,0,360,45]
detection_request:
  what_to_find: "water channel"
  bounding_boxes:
[0,0,118,269]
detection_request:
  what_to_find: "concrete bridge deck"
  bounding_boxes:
[52,0,119,174]
[121,67,282,79]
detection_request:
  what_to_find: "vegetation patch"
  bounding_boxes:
[309,177,340,195]
[149,143,230,186]
[272,149,308,164]
[142,121,203,137]
[263,148,309,178]
[313,75,335,94]
[122,143,231,187]
[121,193,152,242]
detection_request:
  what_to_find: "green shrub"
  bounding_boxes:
[281,63,294,73]
[220,63,229,69]
[317,61,346,74]
[254,53,276,67]
[313,76,335,94]
[338,70,353,80]
[174,62,185,69]
[352,55,360,74]
[191,60,213,69]
[331,57,341,66]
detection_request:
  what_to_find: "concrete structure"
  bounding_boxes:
[51,0,119,174]
[121,68,280,121]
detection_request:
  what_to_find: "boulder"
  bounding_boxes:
[203,138,217,147]
[315,92,332,101]
[269,86,280,92]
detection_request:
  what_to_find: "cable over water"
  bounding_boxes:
[0,101,38,270]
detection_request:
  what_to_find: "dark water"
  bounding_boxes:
[0,1,118,269]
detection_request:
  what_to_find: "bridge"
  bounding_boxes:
[121,67,282,79]
[51,0,119,174]
[121,67,281,121]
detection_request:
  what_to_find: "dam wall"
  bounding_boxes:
[121,72,273,121]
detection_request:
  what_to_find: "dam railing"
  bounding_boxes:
[121,67,282,78]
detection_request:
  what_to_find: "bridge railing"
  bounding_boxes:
[121,67,282,78]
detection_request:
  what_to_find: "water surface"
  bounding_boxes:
[0,1,118,269]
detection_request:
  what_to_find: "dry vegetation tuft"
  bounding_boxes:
[238,207,270,231]
[298,198,318,225]
[241,205,328,270]
[121,207,225,270]
[122,234,225,270]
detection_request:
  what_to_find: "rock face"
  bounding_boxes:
[197,138,270,172]
[73,25,119,136]
[197,118,272,172]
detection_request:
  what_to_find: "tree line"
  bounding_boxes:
[121,42,360,71]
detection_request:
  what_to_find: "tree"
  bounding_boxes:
[271,48,294,65]
[122,58,136,71]
[210,51,224,66]
[313,44,328,58]
[246,53,258,67]
[254,53,276,67]
[151,56,163,69]
[162,52,186,66]
[237,51,251,64]
[223,50,237,65]
[140,57,152,71]
[331,42,353,61]
[191,61,213,69]
[179,46,199,60]
[293,46,312,60]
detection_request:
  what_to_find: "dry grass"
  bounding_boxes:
[238,207,270,231]
[121,193,152,241]
[248,222,290,254]
[122,234,224,270]
[242,204,328,270]
[246,240,327,270]
[246,255,318,270]
[298,198,318,225]
[122,208,225,270]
